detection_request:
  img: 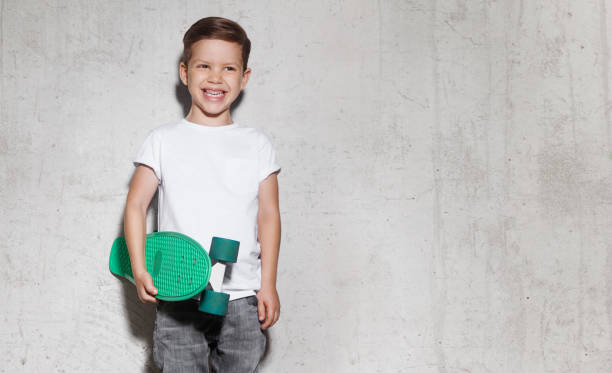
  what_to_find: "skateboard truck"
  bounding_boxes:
[109,232,239,316]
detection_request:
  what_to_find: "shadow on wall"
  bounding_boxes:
[111,56,253,373]
[113,193,160,373]
[118,281,160,373]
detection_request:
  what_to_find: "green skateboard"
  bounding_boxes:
[109,231,239,316]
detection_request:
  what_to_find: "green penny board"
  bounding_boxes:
[109,232,240,316]
[110,231,212,301]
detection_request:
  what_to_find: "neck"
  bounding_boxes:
[185,108,233,127]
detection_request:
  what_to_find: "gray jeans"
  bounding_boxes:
[153,296,266,373]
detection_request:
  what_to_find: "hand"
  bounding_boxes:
[256,286,280,330]
[134,271,158,304]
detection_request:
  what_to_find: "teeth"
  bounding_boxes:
[205,90,224,97]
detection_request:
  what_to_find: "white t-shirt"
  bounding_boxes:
[133,118,281,300]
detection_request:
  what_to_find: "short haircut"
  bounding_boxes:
[181,17,251,71]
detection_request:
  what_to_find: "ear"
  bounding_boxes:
[179,62,188,86]
[240,67,251,90]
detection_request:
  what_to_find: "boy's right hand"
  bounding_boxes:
[134,271,158,304]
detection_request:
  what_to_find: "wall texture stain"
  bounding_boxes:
[1,0,611,372]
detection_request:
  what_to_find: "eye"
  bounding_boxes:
[197,64,209,69]
[224,66,236,71]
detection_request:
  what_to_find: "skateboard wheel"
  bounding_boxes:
[198,289,230,316]
[209,237,239,263]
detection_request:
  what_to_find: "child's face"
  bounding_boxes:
[179,39,251,125]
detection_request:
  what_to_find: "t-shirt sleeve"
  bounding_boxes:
[133,130,162,184]
[258,134,281,182]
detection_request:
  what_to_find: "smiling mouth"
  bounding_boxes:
[203,89,226,97]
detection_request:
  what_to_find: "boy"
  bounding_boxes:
[123,17,281,372]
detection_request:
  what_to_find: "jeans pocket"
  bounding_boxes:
[245,295,258,308]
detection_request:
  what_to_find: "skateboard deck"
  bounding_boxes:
[109,231,239,315]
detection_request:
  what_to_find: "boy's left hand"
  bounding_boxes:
[256,286,280,330]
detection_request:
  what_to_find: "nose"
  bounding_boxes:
[207,68,222,83]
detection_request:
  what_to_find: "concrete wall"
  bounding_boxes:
[2,0,611,371]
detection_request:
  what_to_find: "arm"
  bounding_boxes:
[256,172,281,329]
[124,164,160,304]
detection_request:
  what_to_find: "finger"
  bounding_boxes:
[269,308,280,328]
[138,280,158,303]
[257,297,265,322]
[138,288,158,304]
[266,304,274,324]
[144,277,158,296]
[145,283,158,296]
[262,303,274,329]
[266,314,278,329]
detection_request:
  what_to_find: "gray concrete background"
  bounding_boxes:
[1,0,611,372]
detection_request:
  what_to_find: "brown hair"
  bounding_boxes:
[182,17,251,71]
